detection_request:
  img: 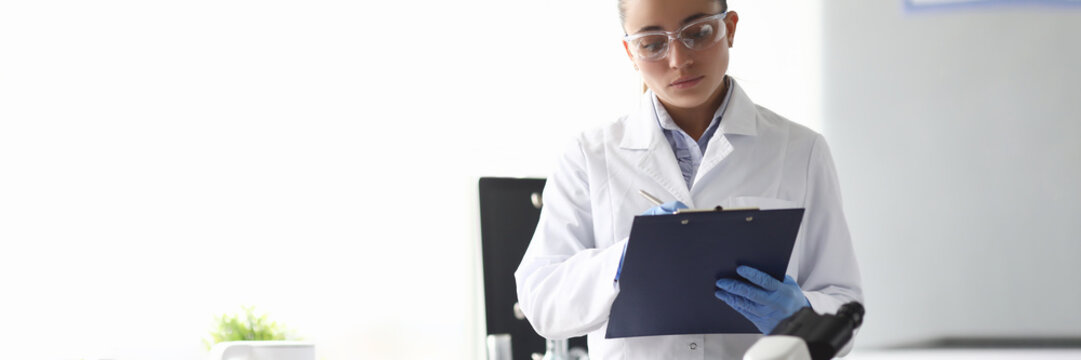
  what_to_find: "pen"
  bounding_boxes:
[638,190,664,206]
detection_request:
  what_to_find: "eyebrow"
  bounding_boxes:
[636,13,710,33]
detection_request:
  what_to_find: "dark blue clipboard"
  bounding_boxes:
[606,208,805,338]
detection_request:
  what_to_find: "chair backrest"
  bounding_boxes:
[478,177,587,360]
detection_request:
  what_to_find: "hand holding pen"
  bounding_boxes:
[638,190,688,215]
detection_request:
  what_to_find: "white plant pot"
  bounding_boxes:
[208,341,315,360]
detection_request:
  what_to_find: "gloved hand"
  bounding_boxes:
[617,201,689,282]
[615,242,629,282]
[640,201,688,215]
[714,265,811,334]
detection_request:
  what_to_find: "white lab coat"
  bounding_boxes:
[514,80,863,360]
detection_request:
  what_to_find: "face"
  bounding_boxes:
[622,0,738,112]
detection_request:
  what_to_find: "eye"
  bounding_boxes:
[686,24,714,40]
[637,37,667,53]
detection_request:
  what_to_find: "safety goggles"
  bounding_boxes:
[624,12,729,62]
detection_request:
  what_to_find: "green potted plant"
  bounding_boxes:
[205,306,295,347]
[205,306,313,360]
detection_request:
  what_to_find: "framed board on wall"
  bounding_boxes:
[905,0,1081,12]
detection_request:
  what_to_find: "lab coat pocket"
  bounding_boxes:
[721,196,800,210]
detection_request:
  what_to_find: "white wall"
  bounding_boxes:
[727,1,823,132]
[823,1,1081,348]
[0,1,819,359]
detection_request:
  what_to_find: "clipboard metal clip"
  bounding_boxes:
[674,206,760,214]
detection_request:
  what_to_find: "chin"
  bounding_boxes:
[657,90,712,109]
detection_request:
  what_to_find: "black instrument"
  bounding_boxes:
[770,301,865,360]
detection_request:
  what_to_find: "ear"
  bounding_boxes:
[725,11,739,47]
[623,40,639,70]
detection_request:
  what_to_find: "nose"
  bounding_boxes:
[667,39,693,69]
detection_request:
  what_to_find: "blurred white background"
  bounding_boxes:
[824,0,1081,350]
[6,0,1081,359]
[0,1,820,359]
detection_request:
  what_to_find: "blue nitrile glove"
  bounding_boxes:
[640,201,688,216]
[616,201,689,282]
[714,265,811,334]
[615,242,628,282]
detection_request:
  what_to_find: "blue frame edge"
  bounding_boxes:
[904,0,1081,13]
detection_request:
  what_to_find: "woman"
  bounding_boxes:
[514,0,863,358]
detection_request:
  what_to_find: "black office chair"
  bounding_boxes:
[478,177,587,360]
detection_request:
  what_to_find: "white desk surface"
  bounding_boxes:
[847,349,1081,360]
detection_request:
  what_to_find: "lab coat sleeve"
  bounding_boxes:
[514,136,625,340]
[798,135,864,356]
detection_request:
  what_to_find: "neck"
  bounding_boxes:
[663,78,729,142]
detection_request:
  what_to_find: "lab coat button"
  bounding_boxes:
[689,342,697,350]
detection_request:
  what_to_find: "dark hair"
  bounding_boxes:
[618,0,728,26]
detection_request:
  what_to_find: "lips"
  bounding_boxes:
[670,75,704,89]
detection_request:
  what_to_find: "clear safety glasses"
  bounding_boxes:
[624,12,729,62]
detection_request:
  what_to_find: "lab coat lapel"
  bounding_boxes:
[619,91,694,206]
[692,81,758,189]
[694,135,734,188]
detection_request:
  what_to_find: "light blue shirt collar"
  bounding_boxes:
[648,76,736,189]
[651,76,735,153]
